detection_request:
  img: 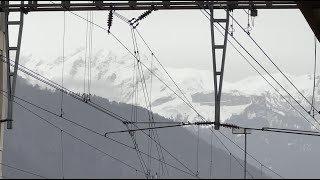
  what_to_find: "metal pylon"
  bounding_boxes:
[4,1,24,129]
[209,6,230,130]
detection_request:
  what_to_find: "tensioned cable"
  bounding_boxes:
[88,10,94,99]
[229,152,232,177]
[83,11,89,97]
[196,1,320,129]
[0,52,197,178]
[0,163,48,179]
[201,8,320,132]
[1,90,197,178]
[4,9,284,179]
[1,54,195,178]
[311,36,317,116]
[134,11,286,178]
[196,126,200,177]
[8,94,146,176]
[129,27,152,178]
[23,3,282,178]
[194,11,318,178]
[209,126,214,179]
[60,130,64,179]
[232,8,320,114]
[217,131,284,179]
[131,27,169,177]
[46,7,283,178]
[60,11,66,117]
[217,5,316,114]
[209,127,255,179]
[4,88,195,179]
[195,5,285,178]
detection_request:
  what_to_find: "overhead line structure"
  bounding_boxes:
[0,1,309,178]
[0,1,299,12]
[1,2,286,176]
[75,7,285,178]
[197,7,320,132]
[0,55,199,178]
[0,1,308,130]
[195,1,320,129]
[0,90,200,179]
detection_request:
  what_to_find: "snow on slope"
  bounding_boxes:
[19,49,318,123]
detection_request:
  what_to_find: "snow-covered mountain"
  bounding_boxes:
[20,48,318,126]
[19,49,320,178]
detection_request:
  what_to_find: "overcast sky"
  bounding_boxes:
[13,7,318,82]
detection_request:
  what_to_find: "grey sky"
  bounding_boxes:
[17,8,317,82]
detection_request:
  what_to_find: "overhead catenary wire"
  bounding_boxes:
[99,9,285,178]
[209,126,214,179]
[130,27,157,178]
[83,11,89,97]
[88,10,94,100]
[130,26,171,178]
[0,90,198,179]
[0,162,48,179]
[2,51,279,179]
[60,11,66,117]
[0,49,198,178]
[1,53,197,178]
[196,126,200,177]
[310,36,317,117]
[60,130,65,179]
[195,4,285,178]
[27,3,284,178]
[209,127,255,179]
[195,1,320,130]
[8,94,146,176]
[231,8,320,115]
[217,131,284,179]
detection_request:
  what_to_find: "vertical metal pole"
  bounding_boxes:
[0,11,6,179]
[7,10,24,129]
[209,5,229,130]
[4,1,12,129]
[4,0,24,129]
[244,131,247,179]
[209,6,219,130]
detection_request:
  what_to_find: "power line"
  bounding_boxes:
[84,11,89,96]
[0,89,199,179]
[22,3,284,178]
[1,92,153,177]
[134,8,286,178]
[245,127,320,137]
[113,9,285,178]
[311,36,317,116]
[60,11,66,117]
[195,2,320,131]
[216,131,284,179]
[202,2,320,127]
[0,162,48,179]
[231,10,320,115]
[1,53,197,178]
[45,8,197,175]
[60,130,65,179]
[130,26,168,178]
[209,127,255,179]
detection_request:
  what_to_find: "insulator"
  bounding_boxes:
[138,9,153,21]
[107,10,114,33]
[221,123,240,129]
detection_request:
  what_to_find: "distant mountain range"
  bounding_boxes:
[17,49,320,178]
[2,76,267,179]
